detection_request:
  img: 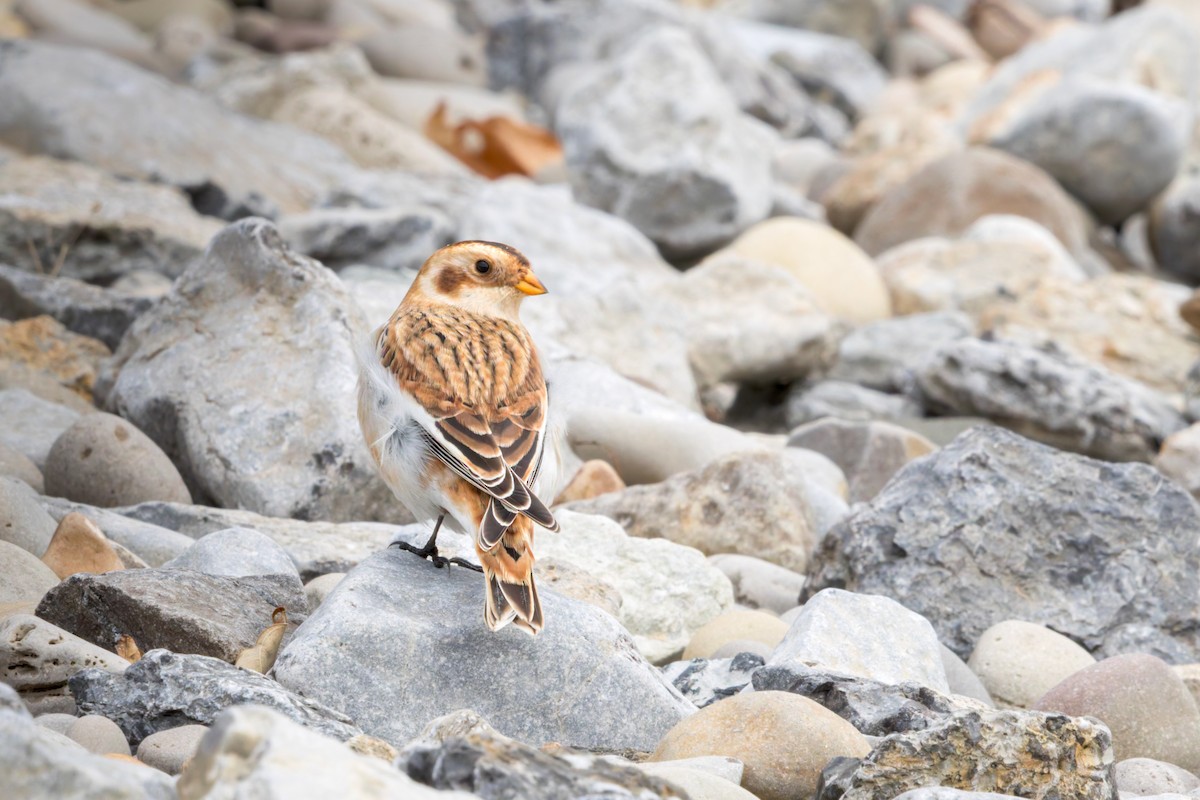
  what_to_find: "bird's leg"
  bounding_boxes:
[389,516,483,572]
[391,514,446,565]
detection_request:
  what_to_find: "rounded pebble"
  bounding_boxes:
[66,714,131,756]
[44,411,191,508]
[683,610,789,661]
[137,724,209,775]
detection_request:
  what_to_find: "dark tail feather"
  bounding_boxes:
[481,564,543,636]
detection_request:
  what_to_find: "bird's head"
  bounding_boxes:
[408,240,548,319]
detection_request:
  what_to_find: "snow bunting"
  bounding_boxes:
[357,240,560,635]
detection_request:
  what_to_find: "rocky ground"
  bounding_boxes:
[3,0,1200,798]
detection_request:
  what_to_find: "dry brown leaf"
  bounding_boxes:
[116,634,142,663]
[235,606,289,673]
[424,102,564,180]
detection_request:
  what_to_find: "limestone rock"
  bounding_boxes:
[819,710,1116,800]
[917,337,1185,462]
[535,511,733,664]
[0,707,174,799]
[770,589,950,692]
[101,219,402,522]
[272,548,694,750]
[566,450,827,573]
[0,263,153,350]
[71,649,360,747]
[555,26,774,257]
[0,156,220,283]
[806,426,1200,661]
[36,568,306,662]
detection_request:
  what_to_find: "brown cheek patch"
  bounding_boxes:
[435,267,467,297]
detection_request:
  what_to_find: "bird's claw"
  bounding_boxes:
[390,540,483,572]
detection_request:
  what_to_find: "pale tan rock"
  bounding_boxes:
[66,714,131,756]
[728,217,891,324]
[554,460,626,504]
[273,87,467,174]
[0,316,109,404]
[651,691,871,800]
[41,513,126,579]
[878,235,1086,316]
[978,273,1200,394]
[683,610,788,660]
[968,620,1096,708]
[0,540,59,605]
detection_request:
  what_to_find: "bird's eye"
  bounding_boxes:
[474,260,491,274]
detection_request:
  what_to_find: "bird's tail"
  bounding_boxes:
[478,517,543,636]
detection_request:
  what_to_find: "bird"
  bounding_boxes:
[356,240,560,635]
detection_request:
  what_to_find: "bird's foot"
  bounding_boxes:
[389,540,482,572]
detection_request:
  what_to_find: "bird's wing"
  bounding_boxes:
[379,311,558,543]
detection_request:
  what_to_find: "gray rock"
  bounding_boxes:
[805,426,1200,661]
[399,710,681,798]
[1151,167,1200,282]
[175,705,468,800]
[727,17,887,120]
[100,218,403,522]
[985,78,1189,225]
[819,710,1116,800]
[273,548,694,750]
[110,500,407,580]
[566,449,827,573]
[71,649,361,747]
[137,724,208,776]
[485,0,817,137]
[664,253,839,388]
[450,175,679,295]
[0,264,153,350]
[0,441,43,493]
[917,337,1186,463]
[661,653,763,708]
[536,510,733,664]
[1,614,129,713]
[854,148,1090,259]
[0,40,357,219]
[961,7,1198,143]
[555,26,775,258]
[890,416,996,447]
[33,713,76,734]
[0,682,26,715]
[278,206,454,273]
[39,497,193,567]
[939,645,993,707]
[0,388,81,470]
[751,662,983,736]
[0,708,174,799]
[44,412,192,508]
[785,381,923,428]
[36,568,306,662]
[0,475,56,556]
[729,0,897,55]
[770,588,950,693]
[708,554,806,614]
[163,527,300,581]
[828,311,975,394]
[1117,759,1200,797]
[787,418,936,503]
[0,539,59,605]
